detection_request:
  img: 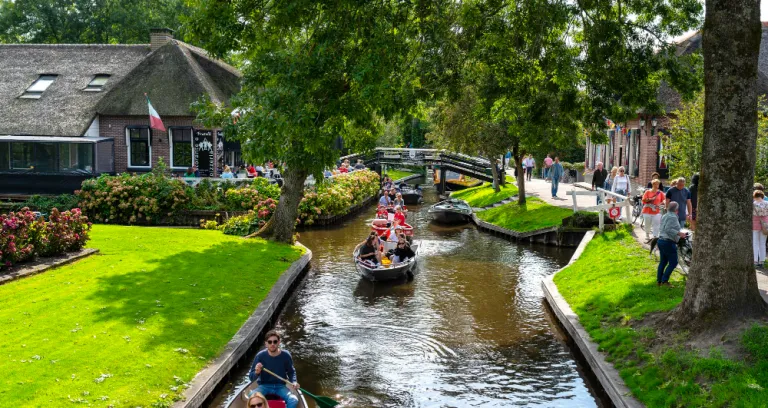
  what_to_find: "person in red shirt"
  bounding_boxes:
[247,165,257,178]
[393,206,406,226]
[376,205,389,219]
[642,179,666,241]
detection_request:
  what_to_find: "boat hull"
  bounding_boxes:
[401,192,423,205]
[227,381,308,408]
[430,210,470,224]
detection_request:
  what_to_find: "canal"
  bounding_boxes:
[211,182,602,407]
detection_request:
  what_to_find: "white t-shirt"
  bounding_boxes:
[611,175,631,194]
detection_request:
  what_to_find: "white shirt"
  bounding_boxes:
[611,175,631,195]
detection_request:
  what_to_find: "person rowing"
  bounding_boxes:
[247,330,300,408]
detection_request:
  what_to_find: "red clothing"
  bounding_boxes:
[338,166,349,173]
[376,209,389,219]
[247,165,257,177]
[394,212,406,226]
[641,190,665,215]
[753,200,768,230]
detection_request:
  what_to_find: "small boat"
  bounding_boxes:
[428,198,473,224]
[353,241,420,281]
[371,218,414,236]
[227,381,308,408]
[445,178,482,191]
[399,184,423,205]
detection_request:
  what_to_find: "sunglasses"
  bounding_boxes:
[250,403,264,408]
[266,339,279,345]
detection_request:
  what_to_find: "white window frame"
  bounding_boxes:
[20,74,58,99]
[126,127,152,169]
[168,127,194,169]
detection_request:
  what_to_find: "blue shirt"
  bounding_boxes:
[666,187,691,221]
[248,349,297,385]
[379,195,390,207]
[550,163,564,180]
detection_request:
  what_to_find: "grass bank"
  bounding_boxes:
[476,197,572,232]
[386,169,418,181]
[450,178,518,207]
[0,225,303,407]
[554,229,768,407]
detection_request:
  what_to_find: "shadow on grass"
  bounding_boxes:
[87,240,297,353]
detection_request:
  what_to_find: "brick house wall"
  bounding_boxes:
[100,115,221,176]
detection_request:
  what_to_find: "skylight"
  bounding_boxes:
[84,74,110,92]
[20,75,58,99]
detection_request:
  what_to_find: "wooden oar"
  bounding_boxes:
[261,367,340,408]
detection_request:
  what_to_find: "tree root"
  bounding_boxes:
[245,218,274,239]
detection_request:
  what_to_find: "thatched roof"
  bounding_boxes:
[657,27,768,113]
[0,44,150,136]
[0,40,242,136]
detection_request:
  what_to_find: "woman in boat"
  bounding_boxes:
[392,193,406,209]
[393,206,406,225]
[359,235,381,265]
[392,239,415,264]
[245,392,269,408]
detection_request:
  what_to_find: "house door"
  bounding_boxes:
[194,130,214,177]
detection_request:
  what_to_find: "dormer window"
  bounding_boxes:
[84,74,110,92]
[20,75,57,99]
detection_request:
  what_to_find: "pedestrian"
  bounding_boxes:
[642,179,666,241]
[248,330,300,408]
[525,154,535,182]
[610,166,631,201]
[689,173,699,230]
[605,166,618,192]
[665,177,693,229]
[755,182,764,192]
[657,201,687,286]
[646,172,665,192]
[544,154,553,182]
[550,157,564,198]
[753,190,768,269]
[591,161,608,205]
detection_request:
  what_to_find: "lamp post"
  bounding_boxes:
[651,117,657,136]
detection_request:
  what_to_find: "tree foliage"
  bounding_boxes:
[0,0,191,44]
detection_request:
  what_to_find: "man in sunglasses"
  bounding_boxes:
[248,330,300,408]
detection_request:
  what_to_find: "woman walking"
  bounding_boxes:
[753,190,768,269]
[605,166,618,192]
[642,179,665,241]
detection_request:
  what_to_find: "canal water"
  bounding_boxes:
[211,183,601,407]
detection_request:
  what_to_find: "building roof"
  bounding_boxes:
[0,40,241,136]
[657,27,768,113]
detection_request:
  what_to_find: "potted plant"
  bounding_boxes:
[574,162,586,183]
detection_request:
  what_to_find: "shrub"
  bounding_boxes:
[17,194,80,214]
[0,207,91,269]
[298,170,380,225]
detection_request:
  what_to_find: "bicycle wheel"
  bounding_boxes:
[677,245,692,275]
[632,203,642,224]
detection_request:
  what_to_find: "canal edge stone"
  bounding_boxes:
[541,231,644,408]
[0,248,99,286]
[470,213,560,239]
[174,243,313,408]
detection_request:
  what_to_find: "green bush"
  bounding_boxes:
[17,194,80,214]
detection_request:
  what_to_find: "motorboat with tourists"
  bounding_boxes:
[353,240,420,281]
[227,381,308,408]
[370,218,414,237]
[428,198,473,224]
[398,183,424,205]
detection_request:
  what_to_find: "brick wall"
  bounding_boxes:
[99,115,220,176]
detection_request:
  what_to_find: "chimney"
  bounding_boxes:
[150,28,174,51]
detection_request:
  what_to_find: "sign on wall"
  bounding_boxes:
[194,130,214,177]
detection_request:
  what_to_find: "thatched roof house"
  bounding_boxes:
[0,29,243,194]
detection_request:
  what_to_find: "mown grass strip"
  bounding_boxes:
[0,225,303,407]
[386,169,417,181]
[476,197,572,232]
[554,229,768,407]
[451,178,519,208]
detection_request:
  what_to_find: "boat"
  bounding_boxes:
[227,381,308,408]
[371,218,414,236]
[444,178,482,191]
[428,198,473,224]
[353,241,420,281]
[399,184,423,205]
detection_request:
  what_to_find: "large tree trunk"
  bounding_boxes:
[675,0,766,323]
[513,143,526,205]
[252,168,308,244]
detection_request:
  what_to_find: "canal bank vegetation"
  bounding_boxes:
[554,228,768,407]
[0,225,303,407]
[476,197,572,232]
[451,176,518,207]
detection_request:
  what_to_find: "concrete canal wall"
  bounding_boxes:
[541,231,643,408]
[175,245,313,408]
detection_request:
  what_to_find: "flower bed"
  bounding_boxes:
[1,208,91,269]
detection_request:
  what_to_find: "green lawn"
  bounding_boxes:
[450,178,519,207]
[386,169,417,181]
[554,229,768,407]
[0,225,303,407]
[476,197,572,232]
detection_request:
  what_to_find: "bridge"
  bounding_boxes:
[340,148,503,193]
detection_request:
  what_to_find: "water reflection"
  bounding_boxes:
[211,183,599,407]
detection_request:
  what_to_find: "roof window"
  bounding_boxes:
[84,74,110,92]
[20,75,58,99]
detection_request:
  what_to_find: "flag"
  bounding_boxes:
[145,94,165,132]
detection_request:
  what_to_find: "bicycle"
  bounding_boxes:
[650,230,693,276]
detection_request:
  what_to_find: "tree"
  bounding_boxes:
[189,0,439,243]
[675,0,766,323]
[0,0,191,44]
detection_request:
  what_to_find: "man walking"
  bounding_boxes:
[525,154,535,182]
[656,201,687,286]
[591,162,608,205]
[543,154,553,181]
[665,177,693,229]
[550,157,564,198]
[248,330,300,408]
